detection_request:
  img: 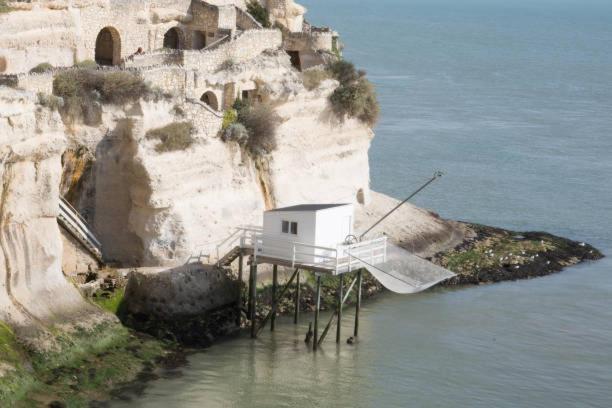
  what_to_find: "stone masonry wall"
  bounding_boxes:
[183,29,282,72]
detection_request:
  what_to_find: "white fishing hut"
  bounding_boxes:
[263,204,354,246]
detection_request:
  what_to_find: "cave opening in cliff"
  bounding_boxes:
[286,51,301,71]
[95,27,121,66]
[201,91,219,110]
[163,27,184,50]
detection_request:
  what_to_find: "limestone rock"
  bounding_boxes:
[0,88,112,348]
[122,264,239,318]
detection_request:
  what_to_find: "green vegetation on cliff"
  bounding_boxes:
[0,0,13,14]
[247,0,271,28]
[327,60,380,126]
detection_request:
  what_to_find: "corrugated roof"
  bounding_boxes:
[268,204,350,212]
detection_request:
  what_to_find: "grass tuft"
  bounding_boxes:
[302,68,332,91]
[29,62,54,74]
[92,288,126,315]
[53,69,149,124]
[145,122,195,153]
[0,0,13,14]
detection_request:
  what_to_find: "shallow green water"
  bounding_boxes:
[111,0,612,406]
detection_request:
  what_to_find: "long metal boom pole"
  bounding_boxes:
[359,171,444,240]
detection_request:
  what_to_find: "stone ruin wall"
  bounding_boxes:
[182,29,282,72]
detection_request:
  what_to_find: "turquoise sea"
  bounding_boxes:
[112,1,612,406]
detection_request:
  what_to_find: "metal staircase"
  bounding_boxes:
[57,197,103,263]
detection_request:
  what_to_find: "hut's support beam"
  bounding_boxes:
[313,274,322,351]
[354,269,362,338]
[236,253,244,326]
[294,271,300,324]
[336,274,344,343]
[271,265,278,331]
[250,261,258,338]
[256,268,300,336]
[317,274,358,346]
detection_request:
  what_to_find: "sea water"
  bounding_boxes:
[111,0,612,406]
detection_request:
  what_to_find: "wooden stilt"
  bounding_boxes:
[238,253,244,282]
[236,253,244,326]
[271,264,278,331]
[250,262,258,338]
[247,256,253,318]
[313,274,321,351]
[294,271,300,324]
[255,268,299,336]
[318,275,358,346]
[354,269,362,338]
[336,274,343,343]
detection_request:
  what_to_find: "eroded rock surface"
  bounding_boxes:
[0,88,111,348]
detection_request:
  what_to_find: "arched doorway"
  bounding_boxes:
[95,27,121,66]
[192,31,207,50]
[163,27,184,50]
[200,91,219,110]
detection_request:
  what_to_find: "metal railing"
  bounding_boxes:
[57,197,103,262]
[216,227,387,275]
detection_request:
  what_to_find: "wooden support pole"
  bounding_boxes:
[256,268,299,336]
[318,275,357,347]
[313,274,321,351]
[294,271,300,324]
[250,262,258,338]
[236,253,244,326]
[271,264,278,331]
[336,274,344,343]
[247,256,253,318]
[238,253,244,282]
[354,269,362,338]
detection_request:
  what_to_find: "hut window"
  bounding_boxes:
[282,221,298,235]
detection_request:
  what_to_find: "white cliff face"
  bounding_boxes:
[271,80,373,208]
[0,88,109,344]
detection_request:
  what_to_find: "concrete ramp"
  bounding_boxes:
[351,243,455,294]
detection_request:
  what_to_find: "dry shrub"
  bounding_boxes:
[53,69,149,124]
[0,0,12,14]
[222,123,249,144]
[0,56,6,73]
[327,60,379,126]
[302,68,332,91]
[74,60,98,70]
[145,122,195,153]
[29,62,54,74]
[36,92,64,111]
[246,0,271,28]
[237,102,280,156]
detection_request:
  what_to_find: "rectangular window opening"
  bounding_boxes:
[282,220,289,234]
[290,222,298,235]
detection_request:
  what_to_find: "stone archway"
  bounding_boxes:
[163,27,184,50]
[200,91,219,110]
[192,31,207,50]
[95,27,121,66]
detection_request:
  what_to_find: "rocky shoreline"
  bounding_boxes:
[1,223,603,406]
